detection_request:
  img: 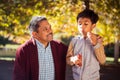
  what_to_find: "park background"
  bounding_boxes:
[0,0,120,80]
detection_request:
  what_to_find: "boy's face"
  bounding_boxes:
[77,17,96,37]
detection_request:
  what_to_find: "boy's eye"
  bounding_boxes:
[78,24,82,27]
[84,22,89,25]
[84,23,88,25]
[78,24,82,26]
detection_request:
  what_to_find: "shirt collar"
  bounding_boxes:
[35,39,50,49]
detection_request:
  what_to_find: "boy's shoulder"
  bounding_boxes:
[72,35,82,40]
[51,40,67,47]
[70,35,83,44]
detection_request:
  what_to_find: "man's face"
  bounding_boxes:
[77,17,95,37]
[33,20,53,44]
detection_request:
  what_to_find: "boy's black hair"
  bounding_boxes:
[77,9,99,24]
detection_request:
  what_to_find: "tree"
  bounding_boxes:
[0,0,83,44]
[0,0,119,62]
[0,35,12,46]
[86,0,120,63]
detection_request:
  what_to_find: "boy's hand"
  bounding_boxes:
[87,32,103,46]
[70,54,82,67]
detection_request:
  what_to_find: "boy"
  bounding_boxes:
[66,9,106,80]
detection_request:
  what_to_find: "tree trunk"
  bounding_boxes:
[114,37,119,64]
[84,0,90,9]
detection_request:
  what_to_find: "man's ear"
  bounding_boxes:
[32,31,37,38]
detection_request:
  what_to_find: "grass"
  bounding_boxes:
[0,50,15,61]
[0,44,120,63]
[0,57,15,61]
[0,53,120,63]
[106,57,120,64]
[0,44,19,49]
[0,44,19,61]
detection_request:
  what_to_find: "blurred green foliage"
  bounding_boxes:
[0,0,119,62]
[0,0,120,46]
[0,35,12,46]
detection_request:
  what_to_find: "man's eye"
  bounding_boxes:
[43,28,47,31]
[45,28,48,30]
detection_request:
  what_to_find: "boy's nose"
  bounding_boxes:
[78,24,85,29]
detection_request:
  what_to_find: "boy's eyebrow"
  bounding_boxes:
[85,21,89,23]
[78,21,89,23]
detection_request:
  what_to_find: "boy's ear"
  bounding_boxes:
[92,24,96,29]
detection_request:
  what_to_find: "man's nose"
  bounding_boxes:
[47,28,52,33]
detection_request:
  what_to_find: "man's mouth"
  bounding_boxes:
[47,33,53,37]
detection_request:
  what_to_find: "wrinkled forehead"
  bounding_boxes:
[38,20,50,27]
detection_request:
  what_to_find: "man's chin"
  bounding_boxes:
[48,38,53,42]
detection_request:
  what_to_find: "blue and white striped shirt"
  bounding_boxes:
[36,40,55,80]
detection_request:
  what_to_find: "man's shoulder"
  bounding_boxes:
[50,40,68,53]
[50,40,67,48]
[17,39,35,50]
[51,40,64,46]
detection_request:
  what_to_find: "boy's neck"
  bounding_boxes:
[83,35,87,39]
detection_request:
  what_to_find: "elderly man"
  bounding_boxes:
[13,16,68,80]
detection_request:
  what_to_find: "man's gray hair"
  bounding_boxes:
[28,16,47,33]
